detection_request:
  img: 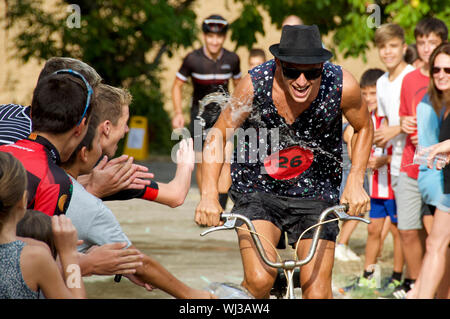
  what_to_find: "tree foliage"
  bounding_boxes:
[4,0,199,154]
[232,0,449,59]
[3,0,449,153]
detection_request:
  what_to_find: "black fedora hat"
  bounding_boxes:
[269,24,332,64]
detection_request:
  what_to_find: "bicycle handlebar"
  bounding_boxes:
[200,204,370,270]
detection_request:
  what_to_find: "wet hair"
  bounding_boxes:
[405,44,420,64]
[37,57,102,88]
[95,84,132,125]
[374,23,405,47]
[360,68,385,88]
[0,152,27,232]
[414,17,448,42]
[16,210,57,259]
[31,73,95,134]
[249,48,266,61]
[428,42,450,115]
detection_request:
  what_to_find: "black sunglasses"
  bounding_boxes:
[432,67,450,75]
[281,64,323,80]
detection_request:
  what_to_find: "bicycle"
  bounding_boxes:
[200,203,370,299]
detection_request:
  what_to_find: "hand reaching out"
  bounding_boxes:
[83,155,155,198]
[176,138,195,172]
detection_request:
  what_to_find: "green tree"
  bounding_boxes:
[229,0,449,59]
[4,0,199,155]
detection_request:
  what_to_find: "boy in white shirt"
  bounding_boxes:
[372,23,415,298]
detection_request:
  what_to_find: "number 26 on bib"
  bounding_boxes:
[263,146,314,180]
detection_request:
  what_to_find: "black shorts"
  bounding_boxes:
[228,190,340,247]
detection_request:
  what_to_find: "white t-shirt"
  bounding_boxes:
[376,64,415,176]
[66,176,131,253]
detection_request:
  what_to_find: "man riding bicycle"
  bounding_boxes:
[195,25,373,299]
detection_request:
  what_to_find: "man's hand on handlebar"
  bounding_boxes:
[340,172,371,216]
[195,197,224,227]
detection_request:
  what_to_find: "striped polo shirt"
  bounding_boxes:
[0,104,32,145]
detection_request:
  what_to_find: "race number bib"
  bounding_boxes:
[263,146,314,180]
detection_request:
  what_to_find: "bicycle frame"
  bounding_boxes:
[200,204,370,299]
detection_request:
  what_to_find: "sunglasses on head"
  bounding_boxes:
[281,64,323,80]
[203,19,228,33]
[53,69,93,126]
[432,67,450,75]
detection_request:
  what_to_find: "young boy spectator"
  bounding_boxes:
[0,70,95,216]
[371,23,415,297]
[341,69,404,295]
[335,70,385,263]
[85,84,194,207]
[395,17,447,298]
[248,48,266,70]
[0,57,102,147]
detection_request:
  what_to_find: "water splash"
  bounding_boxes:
[198,89,254,126]
[196,90,416,178]
[198,90,342,165]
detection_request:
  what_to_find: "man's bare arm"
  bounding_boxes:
[340,69,373,216]
[195,74,254,226]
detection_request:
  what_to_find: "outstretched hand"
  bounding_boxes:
[426,139,450,170]
[176,138,195,172]
[52,215,79,256]
[81,242,144,276]
[83,155,154,198]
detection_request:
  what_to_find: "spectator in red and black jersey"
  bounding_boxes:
[171,14,241,210]
[0,70,95,216]
[0,57,102,146]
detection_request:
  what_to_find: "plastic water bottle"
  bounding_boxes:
[413,145,447,169]
[206,282,254,299]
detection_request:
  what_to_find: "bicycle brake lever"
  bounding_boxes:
[334,206,370,224]
[200,215,237,236]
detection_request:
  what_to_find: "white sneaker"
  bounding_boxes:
[335,244,349,262]
[344,245,361,261]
